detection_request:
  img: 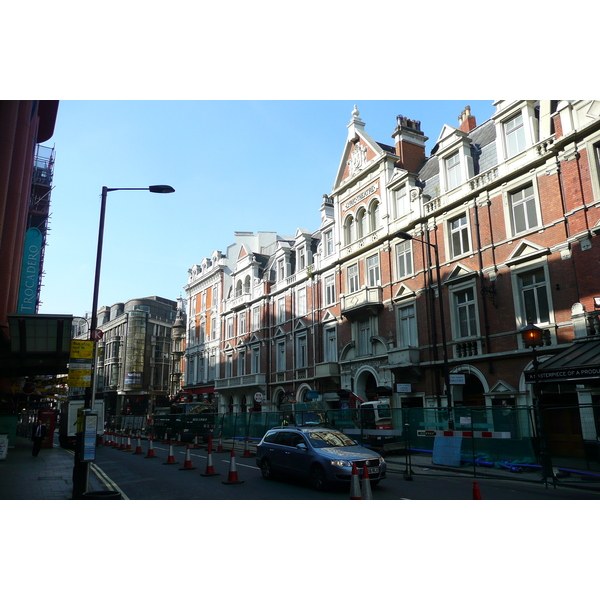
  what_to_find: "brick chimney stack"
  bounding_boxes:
[392,115,428,173]
[458,105,477,133]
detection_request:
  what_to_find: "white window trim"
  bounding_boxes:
[448,281,480,341]
[502,175,543,240]
[366,253,381,287]
[510,257,555,333]
[395,300,418,348]
[446,211,473,259]
[323,273,336,307]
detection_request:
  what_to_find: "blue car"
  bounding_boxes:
[255,426,386,491]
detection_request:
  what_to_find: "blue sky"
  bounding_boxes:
[39,100,497,318]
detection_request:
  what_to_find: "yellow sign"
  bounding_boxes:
[70,340,94,359]
[68,371,91,387]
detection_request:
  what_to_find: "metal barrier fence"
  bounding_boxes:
[108,404,600,481]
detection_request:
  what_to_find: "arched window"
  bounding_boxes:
[235,280,243,297]
[344,215,355,245]
[370,200,380,232]
[244,275,251,294]
[356,207,367,239]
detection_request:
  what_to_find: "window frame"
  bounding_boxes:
[296,333,308,369]
[347,263,359,294]
[366,253,381,287]
[450,284,479,340]
[446,151,462,190]
[324,273,336,306]
[504,112,526,158]
[323,325,337,362]
[395,239,413,280]
[396,301,417,348]
[448,213,471,258]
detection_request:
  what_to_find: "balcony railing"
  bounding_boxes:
[215,373,266,390]
[340,286,383,318]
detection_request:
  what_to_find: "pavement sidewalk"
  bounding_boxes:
[0,434,107,500]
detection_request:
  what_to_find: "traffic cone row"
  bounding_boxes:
[163,441,179,465]
[201,435,219,477]
[242,436,253,458]
[349,463,361,499]
[361,465,373,500]
[145,435,157,458]
[222,448,244,484]
[179,444,196,470]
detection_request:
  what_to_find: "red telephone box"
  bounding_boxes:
[38,409,57,448]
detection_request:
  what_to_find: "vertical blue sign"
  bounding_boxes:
[17,227,42,314]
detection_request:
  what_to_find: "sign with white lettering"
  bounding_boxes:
[16,228,42,314]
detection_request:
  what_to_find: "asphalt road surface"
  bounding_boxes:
[92,442,600,500]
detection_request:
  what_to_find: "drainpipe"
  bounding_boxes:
[473,199,494,374]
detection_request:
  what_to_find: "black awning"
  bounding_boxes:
[526,340,600,383]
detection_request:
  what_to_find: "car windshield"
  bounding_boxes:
[308,430,358,448]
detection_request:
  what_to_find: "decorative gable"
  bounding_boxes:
[393,283,416,300]
[445,263,477,284]
[505,239,549,266]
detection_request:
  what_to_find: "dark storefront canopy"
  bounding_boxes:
[525,340,600,383]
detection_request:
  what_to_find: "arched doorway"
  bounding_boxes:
[355,371,378,403]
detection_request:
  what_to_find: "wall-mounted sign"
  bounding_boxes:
[17,228,42,314]
[449,374,466,385]
[396,383,412,393]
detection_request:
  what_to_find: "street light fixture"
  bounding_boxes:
[394,231,453,424]
[72,184,175,499]
[520,321,555,488]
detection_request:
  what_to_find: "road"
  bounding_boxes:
[91,441,600,500]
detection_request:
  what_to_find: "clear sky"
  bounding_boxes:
[39,99,497,318]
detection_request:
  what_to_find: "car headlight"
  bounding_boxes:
[379,457,386,465]
[330,460,353,467]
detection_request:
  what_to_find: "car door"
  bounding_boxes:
[268,431,292,472]
[284,432,313,478]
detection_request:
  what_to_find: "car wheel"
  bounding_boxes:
[261,458,273,480]
[310,464,328,491]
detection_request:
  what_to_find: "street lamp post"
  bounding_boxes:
[394,231,453,425]
[72,185,175,499]
[521,322,555,488]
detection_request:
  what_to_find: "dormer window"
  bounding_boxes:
[277,259,285,281]
[298,246,306,270]
[446,152,461,190]
[505,113,526,157]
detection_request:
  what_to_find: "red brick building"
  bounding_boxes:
[194,101,600,458]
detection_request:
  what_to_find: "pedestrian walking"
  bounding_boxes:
[31,420,47,457]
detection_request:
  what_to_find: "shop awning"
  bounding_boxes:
[525,340,600,383]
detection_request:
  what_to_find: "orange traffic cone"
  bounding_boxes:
[192,434,200,449]
[133,434,143,454]
[349,462,361,500]
[113,433,121,449]
[163,441,179,465]
[242,436,253,458]
[201,435,219,477]
[176,432,183,446]
[179,444,196,470]
[120,434,127,451]
[123,435,133,452]
[473,481,482,500]
[217,433,224,453]
[222,448,244,484]
[163,431,169,445]
[144,434,157,458]
[361,465,373,500]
